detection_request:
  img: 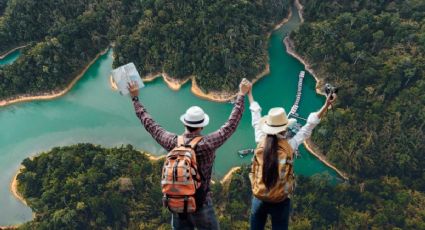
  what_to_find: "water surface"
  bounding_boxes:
[0,50,21,66]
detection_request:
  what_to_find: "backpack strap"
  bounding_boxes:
[188,136,203,149]
[177,136,185,146]
[183,196,188,213]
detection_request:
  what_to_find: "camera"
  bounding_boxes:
[324,83,338,100]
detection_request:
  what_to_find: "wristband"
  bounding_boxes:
[132,96,139,102]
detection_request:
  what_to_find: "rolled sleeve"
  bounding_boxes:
[250,101,265,143]
[249,101,262,112]
[306,112,321,125]
[289,112,321,150]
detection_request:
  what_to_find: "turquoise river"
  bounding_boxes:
[0,7,340,225]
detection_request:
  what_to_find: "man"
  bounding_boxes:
[128,79,252,229]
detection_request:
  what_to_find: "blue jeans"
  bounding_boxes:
[171,196,219,230]
[250,196,291,230]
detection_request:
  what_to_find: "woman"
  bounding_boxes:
[248,88,336,230]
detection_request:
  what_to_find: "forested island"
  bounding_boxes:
[13,144,425,229]
[0,0,289,101]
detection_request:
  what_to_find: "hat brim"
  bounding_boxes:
[260,116,296,135]
[180,114,210,128]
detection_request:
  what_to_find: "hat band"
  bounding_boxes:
[184,118,204,125]
[266,122,287,127]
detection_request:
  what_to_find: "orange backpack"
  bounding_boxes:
[162,136,203,213]
[249,138,295,202]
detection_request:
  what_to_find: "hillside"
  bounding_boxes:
[290,0,425,190]
[16,144,168,229]
[0,0,289,100]
[113,0,289,92]
[14,144,425,229]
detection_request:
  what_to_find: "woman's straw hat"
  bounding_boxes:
[260,107,296,135]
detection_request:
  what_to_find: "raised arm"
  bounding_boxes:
[248,90,265,143]
[290,93,336,149]
[129,82,177,151]
[203,79,251,150]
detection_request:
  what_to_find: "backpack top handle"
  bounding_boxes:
[177,136,203,148]
[188,136,203,148]
[177,136,185,146]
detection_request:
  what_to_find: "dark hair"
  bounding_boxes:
[262,134,279,190]
[185,126,201,133]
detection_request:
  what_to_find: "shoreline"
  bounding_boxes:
[286,0,349,180]
[141,72,190,91]
[294,0,305,23]
[304,139,349,180]
[0,48,109,108]
[284,0,325,96]
[0,45,28,60]
[284,37,326,96]
[3,11,292,106]
[2,166,32,229]
[10,167,28,207]
[220,166,241,184]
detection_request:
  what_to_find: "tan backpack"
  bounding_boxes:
[249,138,295,202]
[162,136,203,213]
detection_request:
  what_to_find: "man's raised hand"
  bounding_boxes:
[127,81,139,98]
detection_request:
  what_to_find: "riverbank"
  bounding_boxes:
[0,48,109,107]
[294,0,304,23]
[1,167,31,229]
[0,45,28,60]
[220,166,241,184]
[142,72,190,91]
[284,0,349,181]
[284,37,326,97]
[284,0,325,97]
[10,167,28,207]
[304,139,349,180]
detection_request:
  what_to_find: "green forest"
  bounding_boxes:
[290,0,425,190]
[16,144,425,229]
[0,0,288,100]
[113,0,289,92]
[0,0,140,99]
[0,0,7,15]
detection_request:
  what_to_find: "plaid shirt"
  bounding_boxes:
[132,95,245,201]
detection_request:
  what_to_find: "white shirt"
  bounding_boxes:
[250,101,321,150]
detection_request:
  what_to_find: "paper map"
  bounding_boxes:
[111,63,144,95]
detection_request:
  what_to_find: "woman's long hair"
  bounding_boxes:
[262,134,279,190]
